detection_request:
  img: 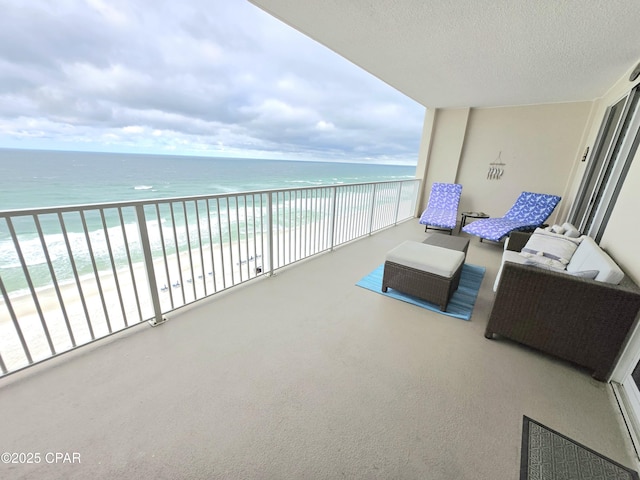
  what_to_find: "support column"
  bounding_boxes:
[415,108,470,216]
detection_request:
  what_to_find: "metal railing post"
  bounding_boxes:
[393,181,403,225]
[329,186,338,251]
[267,192,274,276]
[0,275,32,366]
[136,204,165,326]
[367,183,378,234]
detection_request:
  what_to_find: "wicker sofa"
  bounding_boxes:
[486,231,640,381]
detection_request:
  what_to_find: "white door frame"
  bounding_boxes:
[588,88,640,241]
[582,84,640,459]
[611,378,640,461]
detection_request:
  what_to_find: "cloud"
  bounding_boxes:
[316,121,335,131]
[0,0,425,164]
[85,0,131,26]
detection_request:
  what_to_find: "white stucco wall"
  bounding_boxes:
[417,102,592,225]
[423,108,469,188]
[600,150,640,283]
[414,108,436,215]
[455,103,591,221]
[415,65,640,283]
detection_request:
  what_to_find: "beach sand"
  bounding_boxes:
[0,236,268,373]
[0,220,338,373]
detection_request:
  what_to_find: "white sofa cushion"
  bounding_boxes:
[548,224,566,234]
[562,222,581,238]
[566,236,624,284]
[544,222,581,238]
[522,260,599,279]
[385,241,464,278]
[519,228,582,269]
[493,231,623,291]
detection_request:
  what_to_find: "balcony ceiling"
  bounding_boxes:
[249,0,640,108]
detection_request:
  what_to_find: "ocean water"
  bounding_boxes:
[0,149,416,210]
[0,149,416,294]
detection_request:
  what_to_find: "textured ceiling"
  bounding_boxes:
[249,0,640,108]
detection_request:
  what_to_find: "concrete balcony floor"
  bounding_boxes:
[0,220,637,479]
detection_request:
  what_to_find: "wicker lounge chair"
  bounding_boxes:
[462,191,561,242]
[418,183,463,235]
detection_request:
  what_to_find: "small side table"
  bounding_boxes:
[460,211,489,232]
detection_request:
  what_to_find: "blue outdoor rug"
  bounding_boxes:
[356,263,486,321]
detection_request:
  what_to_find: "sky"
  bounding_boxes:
[0,0,425,165]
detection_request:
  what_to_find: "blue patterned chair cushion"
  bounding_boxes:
[419,183,463,230]
[462,192,561,242]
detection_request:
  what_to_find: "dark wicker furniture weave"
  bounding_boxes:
[382,260,463,311]
[486,232,640,381]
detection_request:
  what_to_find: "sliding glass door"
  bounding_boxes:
[569,96,626,232]
[568,86,640,241]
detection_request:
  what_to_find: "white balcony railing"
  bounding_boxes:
[0,179,420,376]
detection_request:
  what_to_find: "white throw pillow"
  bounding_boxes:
[564,227,580,238]
[519,229,581,269]
[568,269,599,279]
[547,224,566,234]
[561,222,581,238]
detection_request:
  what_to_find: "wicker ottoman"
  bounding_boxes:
[382,241,465,311]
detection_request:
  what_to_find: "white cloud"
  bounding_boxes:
[63,63,149,94]
[85,0,131,26]
[122,125,144,133]
[247,98,316,124]
[316,120,335,131]
[0,0,424,164]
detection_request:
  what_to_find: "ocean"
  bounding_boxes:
[0,149,416,210]
[0,149,416,294]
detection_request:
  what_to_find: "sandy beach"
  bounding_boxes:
[0,234,268,372]
[0,218,342,373]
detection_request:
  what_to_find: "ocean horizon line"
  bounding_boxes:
[0,147,419,168]
[0,150,417,211]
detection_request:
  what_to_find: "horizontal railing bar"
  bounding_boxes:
[0,179,420,217]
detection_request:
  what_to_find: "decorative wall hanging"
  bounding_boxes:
[487,151,506,180]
